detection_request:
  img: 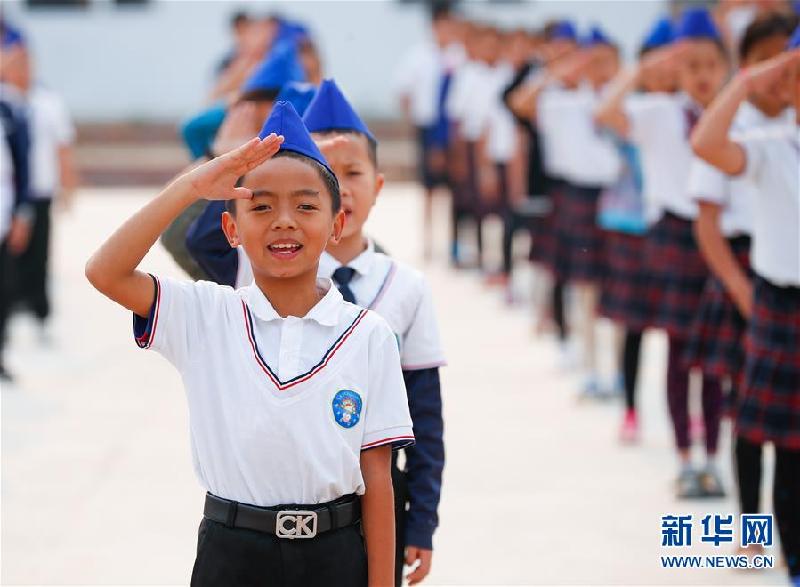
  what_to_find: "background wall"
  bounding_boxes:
[2,0,668,122]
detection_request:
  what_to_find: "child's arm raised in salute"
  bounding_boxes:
[691,49,800,175]
[85,135,282,316]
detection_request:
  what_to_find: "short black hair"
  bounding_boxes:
[239,87,280,103]
[313,128,378,168]
[226,150,341,214]
[231,11,249,29]
[739,12,799,61]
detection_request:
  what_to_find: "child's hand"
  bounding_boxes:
[640,42,690,76]
[405,546,433,585]
[212,102,262,156]
[740,49,800,95]
[315,134,352,159]
[185,134,283,201]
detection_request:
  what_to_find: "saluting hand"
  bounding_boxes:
[212,102,263,156]
[739,49,800,97]
[185,134,283,201]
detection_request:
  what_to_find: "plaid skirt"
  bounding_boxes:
[684,236,751,379]
[551,184,605,284]
[736,275,800,449]
[529,180,564,270]
[643,212,709,339]
[599,231,650,331]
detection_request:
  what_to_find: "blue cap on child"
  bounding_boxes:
[242,41,305,94]
[1,22,25,48]
[581,25,613,48]
[642,17,675,50]
[551,20,577,42]
[275,82,317,116]
[258,101,335,179]
[675,7,721,41]
[302,79,376,143]
[788,25,800,49]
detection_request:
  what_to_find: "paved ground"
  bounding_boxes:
[1,185,788,585]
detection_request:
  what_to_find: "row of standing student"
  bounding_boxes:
[397,4,800,584]
[0,22,78,382]
[89,20,446,587]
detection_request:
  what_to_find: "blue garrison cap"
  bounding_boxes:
[275,82,317,116]
[276,20,310,46]
[551,20,578,42]
[258,101,334,179]
[1,22,25,49]
[302,79,375,143]
[242,41,305,95]
[675,7,721,41]
[642,17,675,50]
[788,25,800,49]
[581,25,613,48]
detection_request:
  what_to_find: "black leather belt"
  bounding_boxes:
[203,493,360,539]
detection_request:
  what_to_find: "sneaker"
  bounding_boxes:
[580,376,603,400]
[620,410,639,444]
[698,468,726,498]
[676,468,703,499]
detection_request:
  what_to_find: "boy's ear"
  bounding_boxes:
[221,210,240,248]
[329,209,346,245]
[373,172,385,199]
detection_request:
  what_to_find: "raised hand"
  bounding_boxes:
[213,102,263,156]
[741,49,800,95]
[186,134,283,201]
[640,42,690,76]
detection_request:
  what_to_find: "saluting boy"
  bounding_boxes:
[185,80,446,587]
[86,102,414,587]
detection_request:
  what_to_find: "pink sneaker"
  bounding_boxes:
[620,410,639,444]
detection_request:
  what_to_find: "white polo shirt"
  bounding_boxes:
[736,122,800,287]
[133,276,414,507]
[537,85,574,180]
[541,85,621,188]
[625,92,699,222]
[394,40,444,127]
[28,85,75,199]
[687,103,794,238]
[235,241,446,371]
[486,62,517,164]
[318,242,447,371]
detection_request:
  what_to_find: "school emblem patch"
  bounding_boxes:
[332,390,362,429]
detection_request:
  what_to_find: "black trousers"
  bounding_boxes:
[0,237,11,360]
[16,199,51,321]
[392,453,410,587]
[190,517,367,587]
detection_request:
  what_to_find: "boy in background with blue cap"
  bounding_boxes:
[86,102,414,586]
[692,27,800,584]
[596,7,730,499]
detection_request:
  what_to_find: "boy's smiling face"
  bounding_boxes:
[312,132,384,242]
[222,155,344,280]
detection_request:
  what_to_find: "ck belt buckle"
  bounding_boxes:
[276,510,318,539]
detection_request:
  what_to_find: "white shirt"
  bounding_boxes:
[737,122,800,286]
[319,242,447,370]
[28,85,74,198]
[687,103,794,237]
[236,241,446,370]
[134,276,414,507]
[626,92,700,222]
[0,134,12,241]
[394,40,446,127]
[540,85,621,187]
[447,60,497,140]
[486,62,518,163]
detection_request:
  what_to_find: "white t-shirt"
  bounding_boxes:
[737,122,800,286]
[236,241,446,370]
[540,85,621,188]
[133,276,414,507]
[687,103,794,237]
[28,85,74,198]
[625,92,699,222]
[319,242,446,370]
[394,40,445,127]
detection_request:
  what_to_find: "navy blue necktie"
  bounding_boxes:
[332,267,357,303]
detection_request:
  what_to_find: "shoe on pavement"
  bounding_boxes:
[698,468,726,498]
[676,468,703,499]
[620,410,639,444]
